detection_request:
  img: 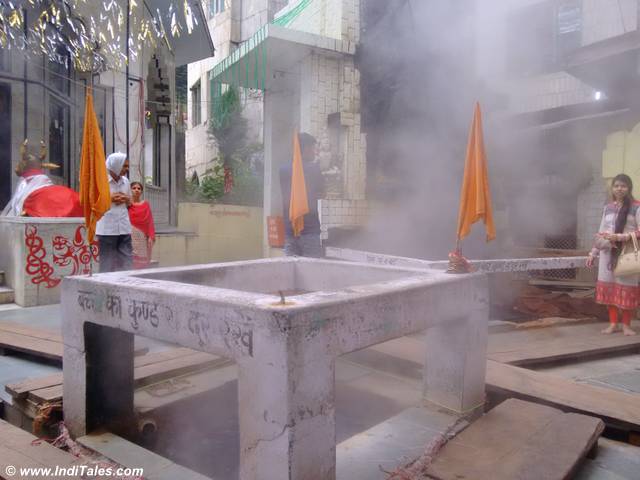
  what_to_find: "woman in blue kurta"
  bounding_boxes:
[587,174,638,335]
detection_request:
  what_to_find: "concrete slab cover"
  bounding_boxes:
[62,257,489,480]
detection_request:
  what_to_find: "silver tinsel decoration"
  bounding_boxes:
[0,0,200,72]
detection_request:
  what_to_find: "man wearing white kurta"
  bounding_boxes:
[96,152,133,272]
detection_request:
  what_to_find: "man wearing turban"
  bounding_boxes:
[95,152,133,272]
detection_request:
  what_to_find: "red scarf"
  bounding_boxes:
[128,201,155,240]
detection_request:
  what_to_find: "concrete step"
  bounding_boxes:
[0,303,20,313]
[0,286,14,305]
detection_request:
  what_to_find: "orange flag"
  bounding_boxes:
[289,132,309,237]
[456,102,496,242]
[79,89,111,244]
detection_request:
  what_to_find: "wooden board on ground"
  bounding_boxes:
[424,398,604,480]
[0,328,62,361]
[366,322,640,371]
[0,418,81,478]
[0,321,148,363]
[5,347,231,405]
[488,322,640,366]
[486,360,640,430]
[5,347,202,399]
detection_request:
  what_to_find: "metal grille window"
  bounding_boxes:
[191,81,201,126]
[208,0,226,18]
[49,97,70,185]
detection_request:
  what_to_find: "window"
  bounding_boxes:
[48,48,71,96]
[557,1,582,59]
[153,118,171,187]
[506,0,582,76]
[49,97,70,184]
[209,0,226,18]
[191,81,202,126]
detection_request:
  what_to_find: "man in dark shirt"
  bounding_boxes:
[279,132,324,257]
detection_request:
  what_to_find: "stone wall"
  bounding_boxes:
[154,202,263,266]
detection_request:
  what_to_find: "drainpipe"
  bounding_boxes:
[126,0,130,162]
[23,8,28,140]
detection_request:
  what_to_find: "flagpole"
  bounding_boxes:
[89,212,94,277]
[88,77,93,277]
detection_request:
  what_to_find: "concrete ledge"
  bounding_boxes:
[325,247,588,273]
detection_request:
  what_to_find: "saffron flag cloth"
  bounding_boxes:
[79,89,111,243]
[456,102,496,242]
[289,132,309,237]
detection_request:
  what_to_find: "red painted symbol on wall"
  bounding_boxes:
[53,225,99,276]
[25,225,60,288]
[24,225,100,288]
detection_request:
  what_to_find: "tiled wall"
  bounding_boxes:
[319,199,368,240]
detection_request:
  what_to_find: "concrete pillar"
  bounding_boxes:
[63,289,135,438]
[422,280,489,415]
[238,337,336,480]
[262,88,298,256]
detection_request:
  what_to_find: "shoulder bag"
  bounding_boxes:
[614,233,640,277]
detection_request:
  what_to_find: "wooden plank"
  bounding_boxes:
[132,352,230,388]
[0,322,62,342]
[486,360,640,430]
[135,363,238,415]
[0,322,148,363]
[0,419,79,474]
[28,352,231,403]
[368,323,640,370]
[5,347,201,399]
[425,398,604,480]
[0,330,62,361]
[77,431,211,480]
[488,323,640,366]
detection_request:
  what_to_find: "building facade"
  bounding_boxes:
[188,0,367,255]
[0,1,214,227]
[477,0,640,252]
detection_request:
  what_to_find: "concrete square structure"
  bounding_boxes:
[0,217,95,306]
[62,257,488,480]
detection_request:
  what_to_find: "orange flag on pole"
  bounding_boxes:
[289,132,309,237]
[456,102,496,243]
[79,89,111,244]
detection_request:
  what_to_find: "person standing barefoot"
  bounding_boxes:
[587,174,638,336]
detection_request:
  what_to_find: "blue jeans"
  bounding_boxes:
[284,232,323,258]
[98,235,133,273]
